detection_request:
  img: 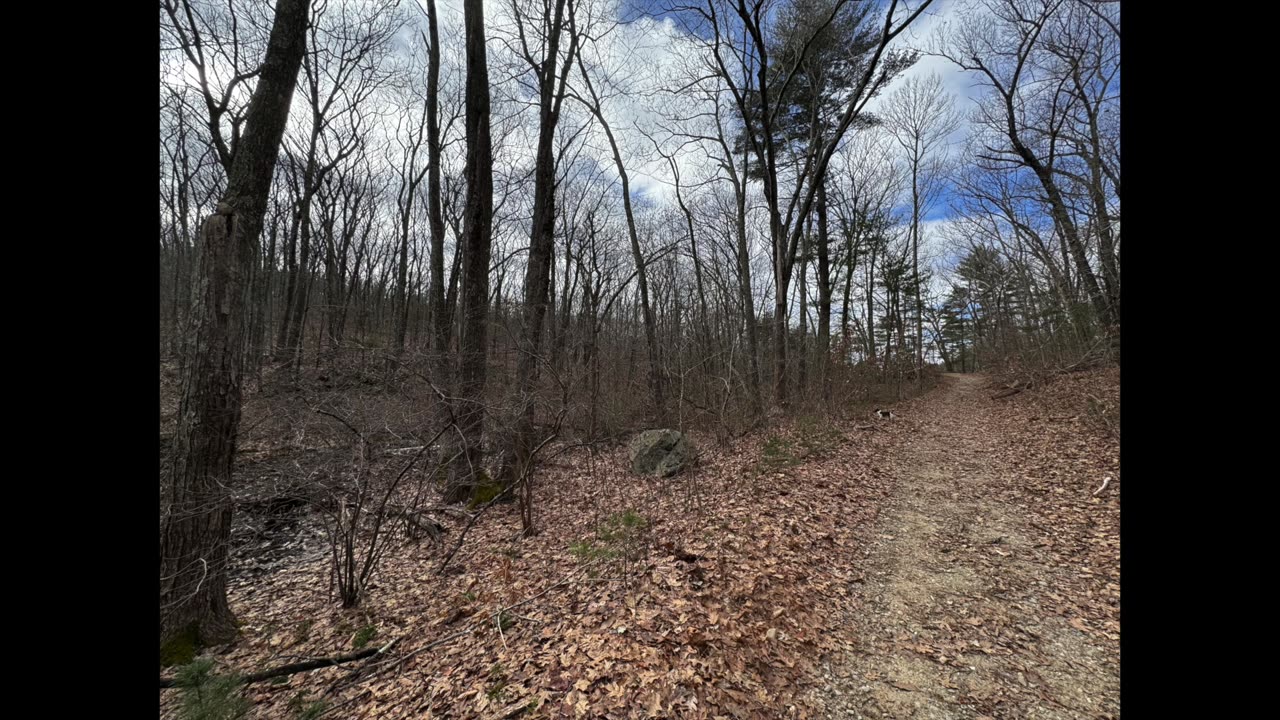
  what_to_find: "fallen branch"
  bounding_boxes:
[384,502,449,534]
[991,387,1023,399]
[427,504,477,521]
[403,511,445,543]
[331,627,474,688]
[159,637,402,689]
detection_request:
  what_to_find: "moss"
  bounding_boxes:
[353,624,378,649]
[761,435,796,468]
[466,470,505,509]
[487,662,510,701]
[161,623,199,667]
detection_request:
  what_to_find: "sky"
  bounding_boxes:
[166,0,988,295]
[554,0,986,295]
[598,0,982,221]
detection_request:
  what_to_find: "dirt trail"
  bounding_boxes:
[812,373,1119,719]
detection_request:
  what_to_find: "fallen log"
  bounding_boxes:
[159,638,401,689]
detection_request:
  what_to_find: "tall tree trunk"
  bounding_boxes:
[1082,94,1120,358]
[674,165,711,378]
[284,194,313,368]
[797,218,809,399]
[393,199,412,354]
[816,176,832,403]
[911,154,923,383]
[276,206,299,354]
[445,0,494,504]
[510,0,571,498]
[865,244,877,362]
[253,211,278,377]
[445,230,462,340]
[426,0,449,375]
[733,153,762,419]
[160,0,308,656]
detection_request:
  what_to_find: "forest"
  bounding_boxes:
[159,0,1120,717]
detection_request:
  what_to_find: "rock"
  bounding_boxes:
[628,429,694,477]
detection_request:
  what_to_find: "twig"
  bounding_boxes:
[1092,477,1111,497]
[316,629,475,717]
[355,627,473,681]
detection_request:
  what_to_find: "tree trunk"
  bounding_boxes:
[284,193,313,368]
[445,0,495,504]
[394,195,412,354]
[816,176,832,403]
[732,155,762,419]
[426,0,449,372]
[510,0,571,500]
[797,218,809,399]
[865,244,877,362]
[160,0,308,656]
[911,155,923,383]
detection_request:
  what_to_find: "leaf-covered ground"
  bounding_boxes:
[160,369,1119,719]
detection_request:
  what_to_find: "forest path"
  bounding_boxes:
[810,373,1120,719]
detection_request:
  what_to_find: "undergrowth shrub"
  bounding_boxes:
[175,658,248,720]
[570,509,650,577]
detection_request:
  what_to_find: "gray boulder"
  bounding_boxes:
[629,429,694,477]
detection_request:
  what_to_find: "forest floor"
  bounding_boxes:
[160,367,1119,719]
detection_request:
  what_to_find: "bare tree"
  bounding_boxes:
[936,0,1118,359]
[882,72,961,381]
[502,0,582,521]
[447,0,497,503]
[278,0,402,368]
[569,2,667,421]
[160,0,309,654]
[679,0,932,406]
